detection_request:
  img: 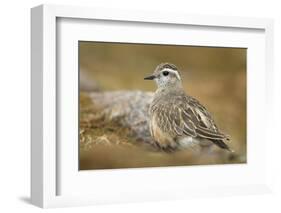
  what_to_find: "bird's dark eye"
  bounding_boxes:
[163,71,169,76]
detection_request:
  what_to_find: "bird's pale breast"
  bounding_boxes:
[150,114,178,149]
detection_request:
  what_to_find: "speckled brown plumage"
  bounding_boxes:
[145,63,231,152]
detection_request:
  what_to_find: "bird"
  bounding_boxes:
[144,62,232,152]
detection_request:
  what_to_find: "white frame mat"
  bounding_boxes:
[31,4,274,208]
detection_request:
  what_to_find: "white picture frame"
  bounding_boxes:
[31,4,274,208]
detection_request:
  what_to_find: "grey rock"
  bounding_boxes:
[85,90,153,142]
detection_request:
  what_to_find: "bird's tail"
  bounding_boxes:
[211,139,234,152]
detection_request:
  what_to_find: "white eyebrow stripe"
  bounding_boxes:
[162,68,181,80]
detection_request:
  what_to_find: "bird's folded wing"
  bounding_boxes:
[167,99,229,140]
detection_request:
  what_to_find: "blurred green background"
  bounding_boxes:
[79,41,246,169]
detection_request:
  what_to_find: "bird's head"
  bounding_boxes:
[144,63,182,89]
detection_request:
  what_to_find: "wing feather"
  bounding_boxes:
[150,93,229,142]
[184,97,229,140]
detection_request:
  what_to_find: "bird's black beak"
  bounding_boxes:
[144,75,156,80]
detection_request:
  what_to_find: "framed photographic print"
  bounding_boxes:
[31,4,274,208]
